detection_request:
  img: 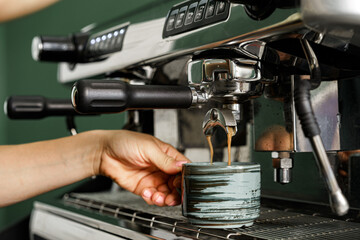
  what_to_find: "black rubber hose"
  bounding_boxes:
[294,79,320,138]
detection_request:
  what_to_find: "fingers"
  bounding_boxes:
[157,183,170,194]
[158,140,190,163]
[167,174,181,189]
[173,175,182,189]
[142,188,156,205]
[144,143,189,175]
[165,188,181,206]
[112,131,187,207]
[141,183,181,206]
[152,191,167,206]
[141,187,166,206]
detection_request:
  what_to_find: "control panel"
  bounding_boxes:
[163,0,230,38]
[86,26,128,59]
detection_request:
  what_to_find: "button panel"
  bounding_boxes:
[194,0,207,22]
[163,0,230,38]
[185,2,198,26]
[86,26,128,58]
[216,1,226,14]
[205,0,216,18]
[175,6,188,28]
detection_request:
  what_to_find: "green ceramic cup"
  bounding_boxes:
[181,162,261,228]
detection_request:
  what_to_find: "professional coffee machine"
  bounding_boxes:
[6,0,360,239]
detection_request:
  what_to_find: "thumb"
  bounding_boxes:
[146,147,188,174]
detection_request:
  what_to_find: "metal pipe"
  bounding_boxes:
[310,135,349,216]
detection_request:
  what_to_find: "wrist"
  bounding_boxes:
[82,130,107,176]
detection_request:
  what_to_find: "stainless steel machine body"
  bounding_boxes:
[10,0,360,238]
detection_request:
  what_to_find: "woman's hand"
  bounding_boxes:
[0,129,188,207]
[97,130,190,207]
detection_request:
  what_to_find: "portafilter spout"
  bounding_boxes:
[202,108,237,137]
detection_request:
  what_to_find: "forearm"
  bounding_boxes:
[0,0,58,22]
[0,130,103,207]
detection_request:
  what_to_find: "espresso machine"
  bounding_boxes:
[5,0,360,239]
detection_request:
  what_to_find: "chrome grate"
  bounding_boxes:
[63,192,360,240]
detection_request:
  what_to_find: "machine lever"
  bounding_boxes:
[71,80,193,114]
[5,96,79,119]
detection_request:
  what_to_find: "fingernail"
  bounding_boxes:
[155,195,164,204]
[175,161,188,167]
[168,201,178,206]
[143,189,152,198]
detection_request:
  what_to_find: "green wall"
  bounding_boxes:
[0,0,166,231]
[0,25,6,146]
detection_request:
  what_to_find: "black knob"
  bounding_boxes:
[5,96,78,119]
[72,80,193,114]
[32,33,88,63]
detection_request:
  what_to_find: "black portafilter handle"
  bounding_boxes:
[71,80,193,114]
[5,96,79,119]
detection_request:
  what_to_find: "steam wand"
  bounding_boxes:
[295,39,349,216]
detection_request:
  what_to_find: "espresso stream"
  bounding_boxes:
[206,135,214,164]
[207,126,235,166]
[227,127,235,166]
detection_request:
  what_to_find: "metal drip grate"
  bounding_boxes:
[63,192,360,240]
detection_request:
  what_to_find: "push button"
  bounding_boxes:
[194,0,208,22]
[205,0,216,18]
[99,35,107,52]
[89,39,96,52]
[216,1,226,15]
[115,35,123,49]
[109,31,118,50]
[116,29,126,49]
[94,37,101,54]
[106,33,113,50]
[175,6,188,29]
[103,37,111,52]
[166,9,178,31]
[185,2,198,26]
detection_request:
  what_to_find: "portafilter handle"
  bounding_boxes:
[5,96,79,119]
[71,79,194,114]
[5,96,87,136]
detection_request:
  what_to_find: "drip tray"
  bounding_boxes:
[62,191,360,239]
